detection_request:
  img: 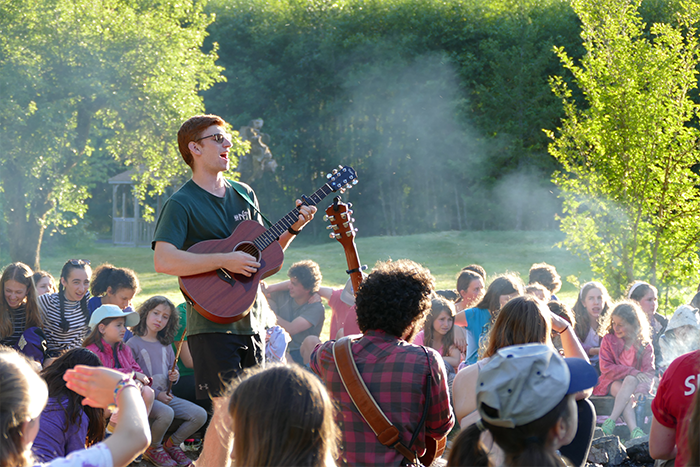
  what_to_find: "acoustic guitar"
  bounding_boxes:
[326,199,446,465]
[179,166,358,324]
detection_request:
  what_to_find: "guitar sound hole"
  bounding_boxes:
[234,241,261,262]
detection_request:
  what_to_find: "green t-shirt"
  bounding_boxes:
[152,179,268,336]
[173,303,193,377]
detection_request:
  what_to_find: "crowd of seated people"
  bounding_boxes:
[3,256,700,467]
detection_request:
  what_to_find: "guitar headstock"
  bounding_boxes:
[326,166,358,193]
[325,197,356,246]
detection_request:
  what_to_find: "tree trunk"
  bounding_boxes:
[1,161,51,270]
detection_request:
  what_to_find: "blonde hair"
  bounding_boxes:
[0,347,48,467]
[598,301,652,347]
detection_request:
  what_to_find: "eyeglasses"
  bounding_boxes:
[195,133,230,144]
[68,259,90,266]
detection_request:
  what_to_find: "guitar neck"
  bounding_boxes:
[342,241,363,296]
[252,183,334,251]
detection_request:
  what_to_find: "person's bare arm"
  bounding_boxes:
[180,341,193,369]
[550,313,593,399]
[454,310,468,327]
[276,316,313,336]
[154,241,260,277]
[196,396,233,467]
[262,280,290,297]
[277,201,317,251]
[64,366,150,467]
[649,415,677,460]
[453,364,480,427]
[442,346,462,371]
[317,286,334,301]
[453,326,467,353]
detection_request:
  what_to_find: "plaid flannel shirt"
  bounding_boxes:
[310,330,455,466]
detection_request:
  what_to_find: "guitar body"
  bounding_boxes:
[178,220,284,324]
[421,435,447,466]
[178,165,357,324]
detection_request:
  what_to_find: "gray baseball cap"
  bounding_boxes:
[476,343,598,428]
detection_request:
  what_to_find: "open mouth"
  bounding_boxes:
[220,152,229,160]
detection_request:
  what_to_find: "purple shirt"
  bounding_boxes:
[32,397,89,462]
[311,329,454,466]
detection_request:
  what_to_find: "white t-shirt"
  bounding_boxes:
[38,442,113,467]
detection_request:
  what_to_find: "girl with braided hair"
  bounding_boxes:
[39,260,91,364]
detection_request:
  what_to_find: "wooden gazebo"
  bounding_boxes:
[108,169,173,246]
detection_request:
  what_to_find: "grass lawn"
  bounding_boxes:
[36,230,592,340]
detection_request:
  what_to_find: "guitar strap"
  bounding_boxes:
[227,179,273,228]
[332,336,434,465]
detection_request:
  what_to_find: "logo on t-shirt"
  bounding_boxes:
[234,210,251,222]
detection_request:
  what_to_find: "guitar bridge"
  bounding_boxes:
[216,268,236,287]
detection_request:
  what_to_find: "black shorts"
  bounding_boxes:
[189,333,263,399]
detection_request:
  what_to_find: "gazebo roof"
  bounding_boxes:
[108,169,136,185]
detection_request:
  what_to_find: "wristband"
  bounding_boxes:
[553,325,571,336]
[288,226,301,235]
[107,373,138,412]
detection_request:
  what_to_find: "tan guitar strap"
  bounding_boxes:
[332,336,429,464]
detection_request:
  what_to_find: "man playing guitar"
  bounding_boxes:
[152,115,316,465]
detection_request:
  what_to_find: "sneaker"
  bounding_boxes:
[630,427,645,439]
[601,417,616,435]
[164,439,193,466]
[144,446,177,467]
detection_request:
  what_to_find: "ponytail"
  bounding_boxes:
[90,264,139,298]
[447,423,490,467]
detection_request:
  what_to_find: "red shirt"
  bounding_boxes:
[651,350,700,467]
[329,289,355,339]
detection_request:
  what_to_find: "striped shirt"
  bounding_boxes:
[0,304,27,347]
[39,293,91,357]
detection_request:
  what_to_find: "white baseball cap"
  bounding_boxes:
[88,304,140,329]
[666,305,700,332]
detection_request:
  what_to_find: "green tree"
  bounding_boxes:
[0,0,229,269]
[547,0,700,297]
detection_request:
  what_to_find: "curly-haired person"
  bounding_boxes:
[310,259,455,466]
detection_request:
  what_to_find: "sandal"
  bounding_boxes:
[601,417,616,435]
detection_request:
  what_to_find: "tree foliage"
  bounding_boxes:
[204,0,582,236]
[547,0,700,297]
[0,0,232,268]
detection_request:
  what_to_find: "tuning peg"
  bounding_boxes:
[338,164,343,169]
[347,209,353,215]
[342,221,351,228]
[340,188,346,194]
[342,178,348,185]
[323,214,334,222]
[340,213,347,220]
[350,218,355,223]
[352,179,359,185]
[326,173,332,179]
[329,233,338,239]
[345,231,354,237]
[346,184,352,189]
[326,225,338,231]
[332,169,338,175]
[348,203,353,208]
